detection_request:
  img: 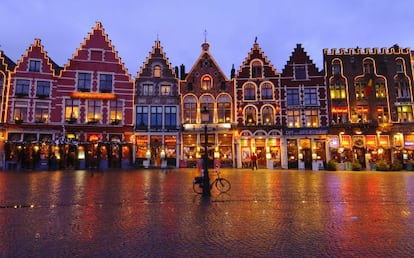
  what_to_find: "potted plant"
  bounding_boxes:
[325,159,338,171]
[351,161,362,171]
[375,159,389,171]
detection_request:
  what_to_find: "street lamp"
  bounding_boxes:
[201,106,211,197]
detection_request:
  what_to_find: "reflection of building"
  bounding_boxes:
[280,44,328,170]
[324,45,414,169]
[179,40,235,168]
[235,40,282,169]
[134,40,180,168]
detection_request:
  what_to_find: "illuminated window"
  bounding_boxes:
[287,110,300,128]
[304,88,318,105]
[15,79,30,96]
[161,84,171,96]
[65,99,79,122]
[261,82,273,100]
[36,81,50,98]
[286,89,299,106]
[355,82,367,99]
[29,60,41,72]
[397,105,413,122]
[14,101,28,122]
[201,75,212,90]
[262,106,274,125]
[87,100,101,123]
[351,106,369,123]
[217,95,231,123]
[99,74,113,93]
[154,65,161,77]
[34,102,49,123]
[304,110,318,127]
[244,83,256,100]
[375,82,386,98]
[78,73,91,92]
[110,100,123,124]
[245,106,256,125]
[330,83,346,99]
[183,96,197,123]
[377,106,389,123]
[294,65,307,80]
[251,60,262,78]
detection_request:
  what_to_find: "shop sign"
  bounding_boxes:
[404,134,414,147]
[352,135,365,148]
[365,135,377,149]
[379,135,390,148]
[285,128,328,135]
[341,135,351,148]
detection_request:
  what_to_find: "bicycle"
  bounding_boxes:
[193,170,231,194]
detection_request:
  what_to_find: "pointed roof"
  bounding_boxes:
[184,41,229,81]
[63,21,131,79]
[136,39,177,78]
[14,38,61,76]
[236,39,278,77]
[281,43,321,76]
[0,50,16,71]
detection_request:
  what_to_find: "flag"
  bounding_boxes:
[366,78,373,96]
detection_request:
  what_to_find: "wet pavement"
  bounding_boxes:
[1,168,414,257]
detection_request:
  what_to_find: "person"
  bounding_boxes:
[251,153,258,170]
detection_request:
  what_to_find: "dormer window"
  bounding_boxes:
[154,65,161,78]
[161,84,171,96]
[294,64,307,80]
[201,75,212,90]
[29,60,41,72]
[251,60,262,78]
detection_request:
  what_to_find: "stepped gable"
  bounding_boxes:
[14,38,60,76]
[236,39,279,78]
[184,41,228,82]
[62,21,131,80]
[137,39,177,78]
[0,51,16,71]
[281,43,322,77]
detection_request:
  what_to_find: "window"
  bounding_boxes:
[245,106,256,125]
[143,83,154,96]
[396,60,404,73]
[183,96,197,123]
[151,106,163,129]
[396,78,410,99]
[99,74,112,93]
[355,82,366,99]
[375,82,386,98]
[87,100,101,123]
[65,99,79,122]
[91,50,103,61]
[331,108,348,124]
[294,65,307,80]
[332,61,341,75]
[261,82,273,100]
[330,83,346,99]
[15,79,30,96]
[377,106,389,123]
[136,106,148,127]
[397,105,413,122]
[201,75,212,90]
[78,73,91,92]
[243,83,256,100]
[287,110,300,127]
[217,95,231,123]
[36,81,50,97]
[286,89,299,106]
[165,106,177,128]
[304,88,318,105]
[153,65,161,77]
[351,107,369,123]
[262,106,274,125]
[34,102,49,123]
[363,60,374,74]
[305,110,319,127]
[251,60,262,78]
[14,101,28,122]
[110,100,123,124]
[161,84,171,96]
[29,60,41,72]
[200,95,214,123]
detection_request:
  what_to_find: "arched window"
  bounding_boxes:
[245,106,257,125]
[201,75,212,90]
[153,65,161,77]
[260,82,273,100]
[243,83,256,101]
[217,95,231,123]
[395,76,410,99]
[183,96,197,123]
[200,95,214,123]
[251,60,262,78]
[332,60,341,75]
[363,59,374,74]
[262,106,274,125]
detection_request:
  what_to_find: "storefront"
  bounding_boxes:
[134,133,178,168]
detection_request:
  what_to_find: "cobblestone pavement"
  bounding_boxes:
[1,168,414,257]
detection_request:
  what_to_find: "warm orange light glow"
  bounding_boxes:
[71,92,117,100]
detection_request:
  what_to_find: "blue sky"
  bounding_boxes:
[1,0,413,77]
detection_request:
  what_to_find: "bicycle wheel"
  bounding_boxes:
[193,182,203,194]
[215,178,231,193]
